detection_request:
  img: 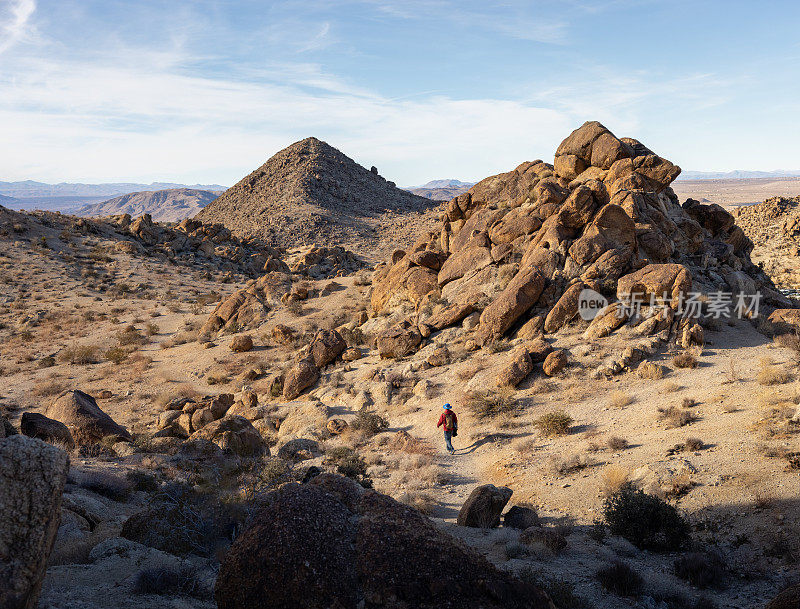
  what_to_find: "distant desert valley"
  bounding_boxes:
[6,121,800,609]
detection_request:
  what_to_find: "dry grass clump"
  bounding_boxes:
[600,465,630,496]
[117,324,148,346]
[32,378,65,397]
[104,346,127,364]
[637,361,665,380]
[672,351,698,369]
[684,437,704,451]
[595,560,642,597]
[57,343,100,365]
[664,473,696,499]
[775,331,800,356]
[607,436,629,451]
[465,389,516,420]
[154,384,199,409]
[657,405,699,428]
[534,410,573,436]
[397,491,436,515]
[608,391,634,409]
[757,362,793,386]
[662,381,681,393]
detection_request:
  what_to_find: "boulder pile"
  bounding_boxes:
[371,121,789,376]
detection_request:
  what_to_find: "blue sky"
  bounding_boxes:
[1,0,800,185]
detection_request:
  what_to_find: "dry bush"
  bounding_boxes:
[117,324,148,346]
[684,437,704,451]
[662,381,681,393]
[664,473,695,499]
[681,397,696,408]
[608,391,633,409]
[600,465,630,496]
[32,379,65,397]
[757,363,793,386]
[154,384,199,409]
[607,436,629,451]
[637,362,664,380]
[57,343,99,365]
[513,437,538,455]
[673,551,727,589]
[595,560,643,597]
[104,346,127,364]
[549,453,589,476]
[658,406,698,428]
[397,491,436,514]
[465,389,516,420]
[672,351,698,369]
[534,411,573,436]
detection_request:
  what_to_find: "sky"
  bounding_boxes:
[1,0,800,186]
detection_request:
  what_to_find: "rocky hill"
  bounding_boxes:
[76,188,220,223]
[195,137,439,257]
[735,195,800,290]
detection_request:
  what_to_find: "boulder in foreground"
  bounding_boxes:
[215,474,552,609]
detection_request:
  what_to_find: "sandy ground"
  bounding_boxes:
[2,212,800,608]
[672,178,800,209]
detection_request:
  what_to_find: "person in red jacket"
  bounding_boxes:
[437,403,458,454]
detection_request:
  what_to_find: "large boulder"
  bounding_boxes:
[188,415,267,457]
[479,266,545,338]
[496,346,534,387]
[543,281,585,333]
[20,412,75,450]
[376,324,423,358]
[45,390,131,445]
[0,435,69,609]
[457,484,514,528]
[215,477,552,609]
[765,584,800,609]
[309,329,346,368]
[283,358,320,400]
[617,263,692,305]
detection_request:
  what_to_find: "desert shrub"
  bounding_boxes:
[600,465,630,496]
[504,541,528,559]
[684,437,704,451]
[673,551,727,589]
[658,406,698,428]
[595,560,642,597]
[534,410,572,436]
[58,343,99,365]
[603,484,690,551]
[146,323,160,336]
[117,325,147,346]
[637,361,665,380]
[37,355,55,368]
[350,408,388,436]
[517,569,591,609]
[681,397,696,408]
[775,331,800,355]
[672,352,698,369]
[104,346,128,364]
[607,436,628,451]
[465,390,516,419]
[286,300,305,316]
[131,566,209,598]
[397,490,436,514]
[607,391,633,408]
[32,379,65,397]
[757,365,793,386]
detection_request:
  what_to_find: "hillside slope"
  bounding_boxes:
[76,188,220,222]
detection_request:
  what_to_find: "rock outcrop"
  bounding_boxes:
[370,121,787,373]
[457,484,514,528]
[215,475,552,609]
[0,435,69,609]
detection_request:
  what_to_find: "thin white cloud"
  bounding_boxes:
[0,0,36,54]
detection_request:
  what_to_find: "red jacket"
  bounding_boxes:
[437,410,458,431]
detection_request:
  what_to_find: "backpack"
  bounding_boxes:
[445,411,456,434]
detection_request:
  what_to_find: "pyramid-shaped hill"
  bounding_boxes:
[196,137,438,254]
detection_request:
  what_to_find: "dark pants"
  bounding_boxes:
[444,430,454,452]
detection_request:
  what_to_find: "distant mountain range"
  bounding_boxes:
[677,170,800,180]
[404,178,475,201]
[0,180,228,212]
[76,188,221,223]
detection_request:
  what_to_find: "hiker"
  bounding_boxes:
[437,403,458,454]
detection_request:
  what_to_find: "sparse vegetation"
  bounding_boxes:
[607,391,633,409]
[534,410,573,436]
[595,560,642,597]
[658,405,698,428]
[465,390,516,420]
[673,351,698,369]
[673,551,727,589]
[603,484,690,551]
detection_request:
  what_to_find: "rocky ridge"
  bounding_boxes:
[76,188,221,223]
